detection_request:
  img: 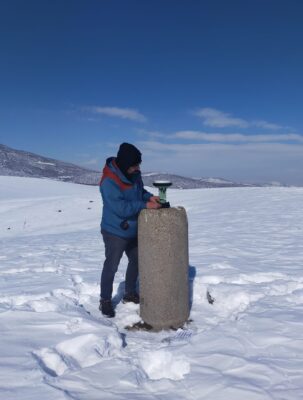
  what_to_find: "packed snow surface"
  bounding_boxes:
[0,176,303,399]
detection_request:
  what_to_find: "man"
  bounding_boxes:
[99,142,161,317]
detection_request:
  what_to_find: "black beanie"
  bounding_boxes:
[116,143,142,176]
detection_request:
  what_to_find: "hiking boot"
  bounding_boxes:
[123,292,140,304]
[99,299,115,318]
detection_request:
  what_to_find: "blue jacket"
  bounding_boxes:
[99,157,153,238]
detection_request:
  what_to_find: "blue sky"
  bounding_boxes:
[1,0,303,184]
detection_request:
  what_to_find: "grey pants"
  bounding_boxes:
[100,230,138,300]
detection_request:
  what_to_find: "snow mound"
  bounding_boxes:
[139,350,190,380]
[34,333,123,376]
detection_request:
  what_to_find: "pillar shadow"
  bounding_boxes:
[189,265,196,310]
[112,279,140,306]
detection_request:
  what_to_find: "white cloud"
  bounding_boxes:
[136,140,303,185]
[193,108,249,128]
[253,120,283,130]
[142,129,303,144]
[172,130,303,143]
[138,140,303,153]
[84,106,147,122]
[193,107,286,130]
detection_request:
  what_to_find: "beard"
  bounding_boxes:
[126,170,140,182]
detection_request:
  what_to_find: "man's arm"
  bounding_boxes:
[101,179,147,218]
[142,188,153,202]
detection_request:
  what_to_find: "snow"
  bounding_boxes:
[139,350,190,380]
[35,161,56,166]
[1,175,303,399]
[142,172,160,177]
[203,177,234,184]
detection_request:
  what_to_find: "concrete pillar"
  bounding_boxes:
[138,207,189,331]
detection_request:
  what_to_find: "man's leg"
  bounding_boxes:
[101,231,127,300]
[124,237,139,297]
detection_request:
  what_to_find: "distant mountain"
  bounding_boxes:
[0,144,100,185]
[141,172,251,188]
[0,143,285,188]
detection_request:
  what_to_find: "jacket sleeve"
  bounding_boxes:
[142,188,153,202]
[101,179,147,219]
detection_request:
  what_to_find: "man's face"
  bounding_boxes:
[127,164,141,174]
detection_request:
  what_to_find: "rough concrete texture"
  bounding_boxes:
[138,207,189,331]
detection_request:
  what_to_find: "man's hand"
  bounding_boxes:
[146,200,162,209]
[149,196,160,203]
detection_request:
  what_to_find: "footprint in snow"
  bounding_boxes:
[33,333,123,377]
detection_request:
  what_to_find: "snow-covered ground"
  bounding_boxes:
[1,176,303,400]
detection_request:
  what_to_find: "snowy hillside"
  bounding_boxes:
[142,172,250,189]
[0,143,101,185]
[1,176,303,399]
[1,143,261,188]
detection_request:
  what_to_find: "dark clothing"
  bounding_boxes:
[101,230,138,300]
